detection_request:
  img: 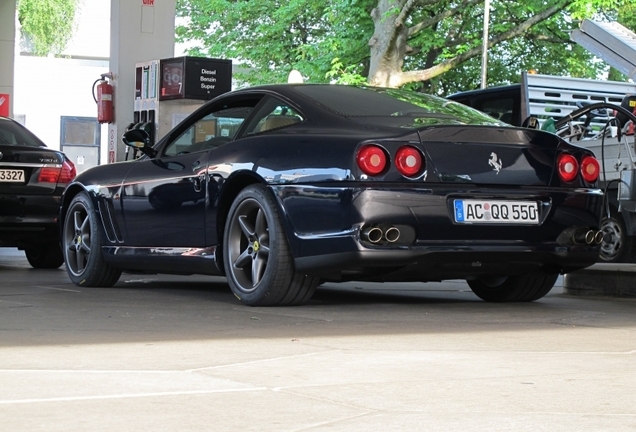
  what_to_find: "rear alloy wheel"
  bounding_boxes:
[223,184,319,306]
[62,192,121,287]
[599,208,635,263]
[24,243,64,269]
[467,272,559,302]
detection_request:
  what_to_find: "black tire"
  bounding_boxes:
[467,272,559,302]
[62,192,121,287]
[223,184,319,306]
[599,207,635,263]
[24,243,64,269]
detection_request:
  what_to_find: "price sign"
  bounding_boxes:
[161,62,184,98]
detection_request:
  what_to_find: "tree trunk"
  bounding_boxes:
[367,0,572,88]
[368,0,409,87]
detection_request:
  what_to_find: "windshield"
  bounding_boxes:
[293,85,507,128]
[0,118,47,147]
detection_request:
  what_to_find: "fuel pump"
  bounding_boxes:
[129,57,232,160]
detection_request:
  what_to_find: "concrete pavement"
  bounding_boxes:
[565,263,636,298]
[0,248,635,431]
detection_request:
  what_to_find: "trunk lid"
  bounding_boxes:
[0,145,69,195]
[418,126,560,186]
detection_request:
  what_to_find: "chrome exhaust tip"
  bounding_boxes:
[594,230,604,245]
[558,227,606,247]
[569,228,597,245]
[384,226,401,243]
[361,226,383,244]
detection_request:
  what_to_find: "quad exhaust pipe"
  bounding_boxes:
[363,225,604,246]
[361,225,401,244]
[572,228,604,245]
[586,229,604,245]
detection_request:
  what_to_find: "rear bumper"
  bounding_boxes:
[294,245,599,281]
[272,183,603,280]
[0,223,59,248]
[0,194,61,247]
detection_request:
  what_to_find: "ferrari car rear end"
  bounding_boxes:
[269,86,603,302]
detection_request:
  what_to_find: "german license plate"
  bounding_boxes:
[0,169,25,182]
[454,199,539,224]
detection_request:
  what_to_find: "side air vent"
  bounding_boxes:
[98,199,123,243]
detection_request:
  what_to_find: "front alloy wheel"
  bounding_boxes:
[62,192,121,287]
[65,202,92,276]
[226,197,271,292]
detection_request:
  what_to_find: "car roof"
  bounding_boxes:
[447,83,521,100]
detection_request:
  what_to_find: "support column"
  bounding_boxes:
[109,0,175,162]
[0,0,16,118]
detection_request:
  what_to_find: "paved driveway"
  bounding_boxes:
[1,248,635,431]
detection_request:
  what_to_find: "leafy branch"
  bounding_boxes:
[17,0,81,56]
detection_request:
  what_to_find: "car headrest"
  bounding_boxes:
[259,115,300,132]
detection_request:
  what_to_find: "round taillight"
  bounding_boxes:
[580,155,600,183]
[557,153,579,182]
[395,146,424,177]
[357,145,387,176]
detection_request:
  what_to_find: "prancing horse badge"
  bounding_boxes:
[488,152,502,174]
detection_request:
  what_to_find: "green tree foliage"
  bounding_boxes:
[176,0,629,93]
[619,2,636,28]
[431,1,620,94]
[17,0,81,56]
[608,2,636,81]
[177,0,374,86]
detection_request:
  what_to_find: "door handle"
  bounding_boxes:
[192,173,206,193]
[192,160,204,192]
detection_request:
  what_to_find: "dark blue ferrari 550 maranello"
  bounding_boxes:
[59,84,604,306]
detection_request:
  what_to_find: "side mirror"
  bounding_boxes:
[122,127,156,158]
[123,129,150,147]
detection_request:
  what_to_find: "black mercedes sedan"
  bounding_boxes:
[59,84,603,305]
[1,116,76,268]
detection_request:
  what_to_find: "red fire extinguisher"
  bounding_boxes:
[93,73,114,124]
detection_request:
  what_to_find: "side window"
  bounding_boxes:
[244,97,304,135]
[477,97,515,124]
[163,103,256,157]
[0,119,42,147]
[0,127,17,145]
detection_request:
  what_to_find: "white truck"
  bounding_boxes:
[448,72,636,262]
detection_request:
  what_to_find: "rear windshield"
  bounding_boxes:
[0,118,46,147]
[293,85,506,128]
